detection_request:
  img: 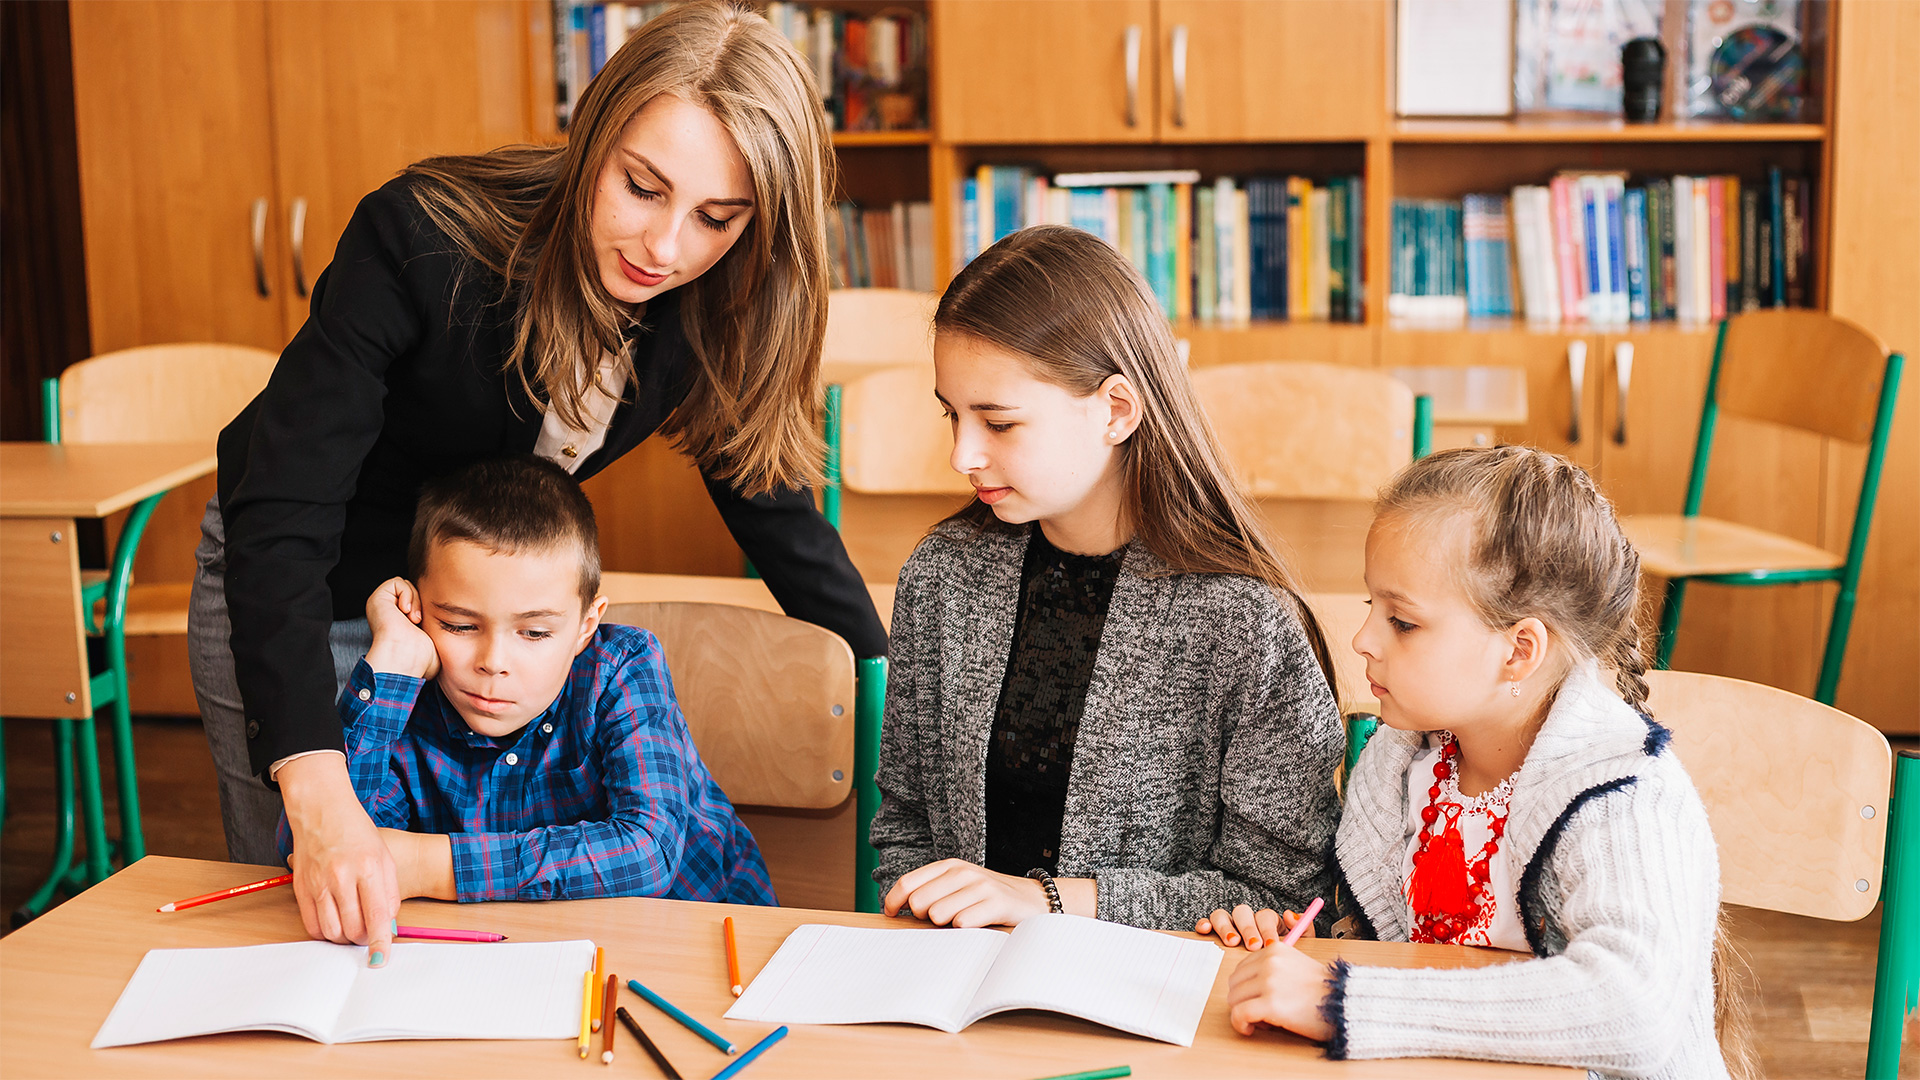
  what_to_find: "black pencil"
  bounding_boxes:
[616,1006,683,1080]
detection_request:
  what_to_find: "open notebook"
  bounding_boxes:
[724,914,1222,1046]
[92,939,595,1048]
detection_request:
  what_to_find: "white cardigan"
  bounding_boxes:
[1327,663,1730,1080]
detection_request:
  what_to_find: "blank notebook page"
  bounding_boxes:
[724,924,1007,1031]
[94,941,361,1048]
[330,940,595,1041]
[964,915,1222,1046]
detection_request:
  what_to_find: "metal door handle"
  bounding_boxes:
[1567,340,1586,444]
[1171,25,1188,128]
[1124,25,1141,128]
[1612,341,1634,444]
[291,197,309,298]
[250,197,270,298]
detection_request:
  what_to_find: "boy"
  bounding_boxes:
[277,455,774,914]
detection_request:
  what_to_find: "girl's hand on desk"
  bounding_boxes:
[280,754,400,967]
[1196,904,1282,949]
[883,859,1056,927]
[363,577,441,680]
[1225,943,1335,1041]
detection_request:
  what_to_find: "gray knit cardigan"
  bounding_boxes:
[869,519,1345,930]
[1327,662,1729,1080]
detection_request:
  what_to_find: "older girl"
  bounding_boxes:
[869,225,1345,930]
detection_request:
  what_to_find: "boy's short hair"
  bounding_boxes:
[409,455,601,613]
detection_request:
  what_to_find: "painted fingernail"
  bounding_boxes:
[391,918,398,936]
[369,949,386,968]
[1267,937,1279,946]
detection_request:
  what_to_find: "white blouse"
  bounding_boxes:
[532,348,628,474]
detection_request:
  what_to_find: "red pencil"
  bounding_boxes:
[157,873,293,913]
[600,972,619,1064]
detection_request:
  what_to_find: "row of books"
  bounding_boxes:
[959,167,1367,324]
[552,2,928,132]
[828,201,937,293]
[1388,167,1815,326]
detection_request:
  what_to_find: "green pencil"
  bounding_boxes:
[1026,1068,1131,1080]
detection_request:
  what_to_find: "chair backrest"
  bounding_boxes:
[1191,361,1415,500]
[1645,669,1891,921]
[839,363,973,495]
[602,601,855,811]
[58,343,278,444]
[1301,591,1373,715]
[822,288,937,384]
[1716,310,1892,443]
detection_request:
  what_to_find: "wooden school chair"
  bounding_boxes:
[818,287,938,530]
[1644,670,1914,1080]
[8,345,274,917]
[833,361,975,584]
[602,601,888,914]
[1619,311,1904,704]
[1192,361,1432,592]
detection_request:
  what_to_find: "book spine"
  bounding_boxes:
[1173,182,1192,321]
[1673,176,1693,324]
[1215,177,1237,320]
[1311,187,1331,321]
[1605,178,1627,324]
[1348,176,1365,322]
[1247,180,1269,319]
[1624,186,1649,322]
[1641,184,1663,321]
[1550,178,1581,322]
[1580,179,1602,323]
[1723,176,1742,314]
[1463,194,1482,318]
[1196,184,1217,322]
[1768,167,1787,307]
[1293,179,1313,321]
[1658,179,1678,320]
[1740,187,1761,312]
[1692,179,1713,323]
[1785,175,1808,307]
[1509,188,1536,321]
[1232,186,1252,322]
[1707,176,1726,321]
[1327,177,1349,321]
[589,4,607,75]
[1493,194,1515,319]
[1147,182,1173,318]
[975,165,993,257]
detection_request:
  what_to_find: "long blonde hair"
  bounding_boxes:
[934,225,1336,691]
[1372,445,1755,1080]
[404,0,834,494]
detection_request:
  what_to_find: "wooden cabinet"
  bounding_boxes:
[932,0,1155,144]
[1155,0,1382,142]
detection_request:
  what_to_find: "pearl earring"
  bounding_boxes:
[1509,683,1522,697]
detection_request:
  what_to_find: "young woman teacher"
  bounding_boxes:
[187,1,884,962]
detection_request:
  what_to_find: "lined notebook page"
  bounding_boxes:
[725,924,1007,1031]
[963,915,1223,1046]
[332,940,595,1041]
[93,941,360,1048]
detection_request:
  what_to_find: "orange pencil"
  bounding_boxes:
[600,972,619,1064]
[157,873,292,913]
[590,946,605,1032]
[724,916,742,997]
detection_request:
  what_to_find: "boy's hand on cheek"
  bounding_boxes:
[364,577,440,680]
[377,827,455,901]
[882,859,1051,928]
[1226,944,1335,1041]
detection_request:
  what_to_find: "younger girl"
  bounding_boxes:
[1221,445,1746,1079]
[869,225,1345,930]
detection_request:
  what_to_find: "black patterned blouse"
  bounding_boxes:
[982,526,1126,875]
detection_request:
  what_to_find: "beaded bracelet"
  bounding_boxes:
[1026,868,1064,914]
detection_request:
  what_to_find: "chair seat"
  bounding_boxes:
[1621,514,1846,579]
[90,582,192,636]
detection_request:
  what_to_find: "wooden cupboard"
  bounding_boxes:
[1153,0,1383,142]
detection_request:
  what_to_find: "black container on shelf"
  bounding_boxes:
[1622,38,1666,123]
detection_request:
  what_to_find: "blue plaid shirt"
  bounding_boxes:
[279,623,775,904]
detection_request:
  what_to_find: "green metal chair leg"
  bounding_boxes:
[73,712,112,884]
[1412,394,1433,460]
[853,656,887,914]
[1815,578,1860,707]
[1866,749,1919,1080]
[98,492,165,865]
[824,383,844,530]
[1654,577,1689,670]
[15,721,78,925]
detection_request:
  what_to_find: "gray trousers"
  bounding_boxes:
[187,497,372,866]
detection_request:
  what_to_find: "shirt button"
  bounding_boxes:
[358,688,372,702]
[505,753,519,766]
[541,723,553,734]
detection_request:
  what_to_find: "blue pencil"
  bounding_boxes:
[627,978,737,1055]
[707,1026,787,1080]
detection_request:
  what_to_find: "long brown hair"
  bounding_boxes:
[934,225,1337,691]
[1371,445,1756,1080]
[403,0,834,494]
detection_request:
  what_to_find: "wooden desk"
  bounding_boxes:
[0,857,1577,1079]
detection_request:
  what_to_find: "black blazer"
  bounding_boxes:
[218,175,886,778]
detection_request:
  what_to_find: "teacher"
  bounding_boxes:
[187,0,884,957]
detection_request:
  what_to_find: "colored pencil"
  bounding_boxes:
[591,946,605,1032]
[706,1026,786,1080]
[394,926,506,942]
[1282,897,1324,948]
[156,873,292,912]
[723,916,742,997]
[1025,1068,1131,1080]
[618,1006,683,1080]
[578,969,594,1059]
[628,978,737,1055]
[601,972,619,1064]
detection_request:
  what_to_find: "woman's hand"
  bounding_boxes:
[363,577,439,680]
[1226,943,1336,1041]
[883,859,1053,928]
[279,753,400,968]
[1196,905,1315,949]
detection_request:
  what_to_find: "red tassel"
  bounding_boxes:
[1409,817,1473,918]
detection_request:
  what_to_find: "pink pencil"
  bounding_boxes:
[395,925,508,942]
[1282,897,1324,947]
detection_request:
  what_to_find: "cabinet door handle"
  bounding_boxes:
[250,197,270,298]
[1612,340,1634,444]
[1124,24,1141,128]
[1171,24,1188,128]
[1566,340,1586,444]
[291,197,310,298]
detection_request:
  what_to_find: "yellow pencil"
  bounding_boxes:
[578,968,594,1058]
[591,946,606,1032]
